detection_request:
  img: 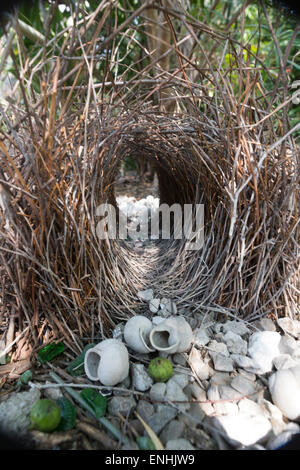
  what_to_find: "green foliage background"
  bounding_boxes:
[0,0,299,133]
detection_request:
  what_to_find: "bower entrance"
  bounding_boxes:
[0,1,298,356]
[95,115,210,323]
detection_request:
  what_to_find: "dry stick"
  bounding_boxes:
[59,0,156,119]
[0,326,30,358]
[76,421,118,450]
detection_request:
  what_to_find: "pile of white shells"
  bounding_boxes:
[83,287,300,450]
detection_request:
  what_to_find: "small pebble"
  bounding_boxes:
[149,298,160,313]
[159,419,185,445]
[193,328,211,347]
[136,400,154,421]
[149,382,166,402]
[230,374,257,397]
[145,405,177,434]
[166,438,195,450]
[131,363,153,392]
[108,396,136,417]
[137,289,154,301]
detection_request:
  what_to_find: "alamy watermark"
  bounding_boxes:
[96,203,204,250]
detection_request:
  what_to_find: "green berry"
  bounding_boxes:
[148,357,173,382]
[30,399,61,432]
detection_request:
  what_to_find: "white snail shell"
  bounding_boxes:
[124,315,155,353]
[149,316,193,354]
[84,339,129,386]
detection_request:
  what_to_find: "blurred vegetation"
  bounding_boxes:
[0,0,299,133]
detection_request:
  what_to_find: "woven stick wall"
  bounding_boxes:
[0,1,299,350]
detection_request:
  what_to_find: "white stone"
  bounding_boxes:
[222,320,250,337]
[237,369,256,382]
[192,328,211,347]
[259,398,286,435]
[159,298,177,317]
[222,331,248,355]
[211,353,234,372]
[137,289,154,301]
[188,383,215,416]
[207,384,238,415]
[171,373,190,389]
[238,398,267,417]
[149,298,160,313]
[0,389,41,434]
[279,335,298,355]
[131,363,153,391]
[273,354,298,370]
[178,402,205,427]
[219,385,243,401]
[189,348,211,380]
[277,318,300,338]
[259,398,283,422]
[208,340,229,357]
[248,331,282,374]
[166,438,195,450]
[146,404,177,434]
[160,298,169,309]
[268,365,300,420]
[291,344,300,359]
[231,354,260,372]
[149,382,166,402]
[210,372,231,386]
[166,378,190,411]
[213,412,272,446]
[231,374,257,397]
[172,353,187,366]
[160,419,185,445]
[108,396,137,417]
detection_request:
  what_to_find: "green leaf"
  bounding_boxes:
[80,388,107,419]
[56,397,76,431]
[38,342,65,364]
[66,343,96,377]
[137,436,156,450]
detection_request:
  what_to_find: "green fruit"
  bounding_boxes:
[30,399,61,432]
[148,357,173,382]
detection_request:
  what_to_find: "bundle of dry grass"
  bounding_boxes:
[0,0,299,357]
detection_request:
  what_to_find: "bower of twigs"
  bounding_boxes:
[0,0,299,380]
